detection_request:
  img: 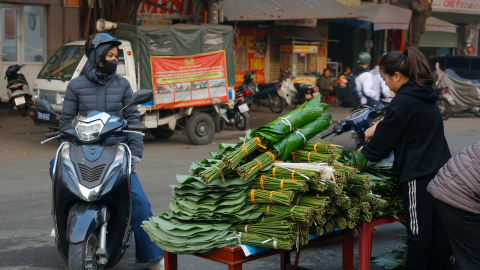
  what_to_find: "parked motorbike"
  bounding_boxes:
[236,70,285,114]
[4,64,32,116]
[320,105,393,161]
[220,95,250,131]
[434,87,454,120]
[280,71,319,107]
[36,89,153,270]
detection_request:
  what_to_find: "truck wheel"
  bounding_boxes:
[185,113,215,145]
[235,113,249,131]
[150,128,175,140]
[437,98,452,120]
[68,233,103,270]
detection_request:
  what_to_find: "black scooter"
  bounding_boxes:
[4,64,32,116]
[36,90,153,270]
[320,105,394,162]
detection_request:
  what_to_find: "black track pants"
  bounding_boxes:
[401,177,449,270]
[434,198,480,270]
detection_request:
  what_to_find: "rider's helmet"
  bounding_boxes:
[84,33,122,57]
[357,52,372,64]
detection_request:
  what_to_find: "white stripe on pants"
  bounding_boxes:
[409,180,418,235]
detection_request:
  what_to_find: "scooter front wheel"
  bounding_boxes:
[269,94,285,114]
[68,233,103,270]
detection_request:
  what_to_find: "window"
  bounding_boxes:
[24,6,45,62]
[38,45,84,81]
[116,49,126,76]
[446,58,470,69]
[203,34,223,53]
[2,8,17,62]
[147,34,172,55]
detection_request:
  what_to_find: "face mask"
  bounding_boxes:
[98,59,117,75]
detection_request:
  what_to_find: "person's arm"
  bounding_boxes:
[361,108,407,162]
[60,81,79,127]
[122,80,144,158]
[364,117,384,142]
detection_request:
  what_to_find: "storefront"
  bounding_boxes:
[0,0,80,102]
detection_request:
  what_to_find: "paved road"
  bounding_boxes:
[0,104,478,270]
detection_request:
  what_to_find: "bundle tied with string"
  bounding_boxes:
[292,150,336,165]
[250,95,329,147]
[273,113,332,162]
[237,151,277,181]
[223,137,268,169]
[302,140,343,155]
[198,160,233,184]
[257,204,315,225]
[253,175,309,192]
[247,189,295,206]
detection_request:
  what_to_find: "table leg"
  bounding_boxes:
[164,250,178,270]
[281,250,291,270]
[228,264,242,270]
[342,230,354,270]
[356,223,375,270]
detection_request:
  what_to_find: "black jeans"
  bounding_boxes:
[434,198,480,270]
[401,177,449,270]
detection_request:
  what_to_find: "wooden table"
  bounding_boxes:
[164,229,355,270]
[356,213,405,270]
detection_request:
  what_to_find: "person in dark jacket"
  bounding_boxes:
[427,140,480,270]
[49,33,164,269]
[360,47,451,270]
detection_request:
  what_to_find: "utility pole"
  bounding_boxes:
[207,0,219,24]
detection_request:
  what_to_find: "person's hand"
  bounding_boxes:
[358,146,363,152]
[131,155,141,174]
[365,122,380,142]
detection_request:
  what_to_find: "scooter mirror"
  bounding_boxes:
[131,89,153,106]
[35,99,54,114]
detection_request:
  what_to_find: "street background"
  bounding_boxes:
[0,104,479,270]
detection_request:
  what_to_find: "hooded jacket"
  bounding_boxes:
[428,140,480,214]
[60,44,144,157]
[361,80,451,184]
[352,66,374,105]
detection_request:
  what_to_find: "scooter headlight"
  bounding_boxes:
[75,120,104,142]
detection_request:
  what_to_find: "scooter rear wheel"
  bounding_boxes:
[269,94,285,114]
[68,233,103,270]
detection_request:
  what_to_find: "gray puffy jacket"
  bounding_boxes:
[60,48,143,157]
[427,140,480,214]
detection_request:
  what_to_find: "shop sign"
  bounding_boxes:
[432,0,480,13]
[234,27,265,87]
[292,76,317,85]
[137,0,200,20]
[275,19,317,27]
[280,45,318,53]
[64,0,81,7]
[150,51,229,109]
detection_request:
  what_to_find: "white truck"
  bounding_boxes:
[29,22,236,145]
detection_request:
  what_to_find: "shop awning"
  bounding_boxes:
[222,0,367,21]
[351,4,457,33]
[276,26,330,42]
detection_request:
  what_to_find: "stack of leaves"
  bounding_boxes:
[252,175,309,192]
[166,175,261,222]
[141,217,237,254]
[250,95,329,147]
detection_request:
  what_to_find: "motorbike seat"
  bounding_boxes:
[7,79,28,89]
[257,83,277,91]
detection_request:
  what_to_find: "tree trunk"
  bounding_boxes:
[405,0,433,48]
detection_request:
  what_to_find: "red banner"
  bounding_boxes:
[150,51,229,109]
[234,27,265,87]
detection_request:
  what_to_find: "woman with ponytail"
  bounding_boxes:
[360,47,451,270]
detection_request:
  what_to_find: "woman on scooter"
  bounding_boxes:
[360,47,451,270]
[49,33,164,269]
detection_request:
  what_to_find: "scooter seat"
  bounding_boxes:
[257,83,277,91]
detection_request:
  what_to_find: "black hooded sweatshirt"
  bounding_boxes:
[361,79,451,184]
